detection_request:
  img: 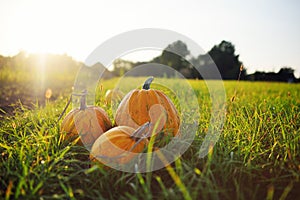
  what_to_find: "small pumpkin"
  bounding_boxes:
[90,124,149,166]
[105,88,124,105]
[115,77,180,136]
[61,92,112,149]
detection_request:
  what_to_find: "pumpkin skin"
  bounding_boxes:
[105,89,124,105]
[115,77,180,136]
[90,125,148,165]
[61,94,112,149]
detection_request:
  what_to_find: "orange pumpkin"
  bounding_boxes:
[90,124,149,166]
[115,77,180,136]
[61,93,112,149]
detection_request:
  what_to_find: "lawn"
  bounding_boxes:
[0,77,300,200]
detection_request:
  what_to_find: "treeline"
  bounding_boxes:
[246,68,297,83]
[0,40,299,84]
[112,40,299,83]
[1,43,298,114]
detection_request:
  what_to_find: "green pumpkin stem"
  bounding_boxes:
[142,76,154,90]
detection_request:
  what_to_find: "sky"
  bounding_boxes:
[0,0,299,77]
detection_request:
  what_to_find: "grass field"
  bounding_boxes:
[0,77,300,199]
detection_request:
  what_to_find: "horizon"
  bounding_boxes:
[2,50,299,79]
[0,0,299,78]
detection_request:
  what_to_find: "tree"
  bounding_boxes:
[208,40,245,80]
[165,40,190,57]
[151,40,192,77]
[245,67,297,82]
[277,67,296,82]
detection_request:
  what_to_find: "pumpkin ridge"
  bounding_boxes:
[90,126,148,165]
[156,91,180,135]
[60,96,112,146]
[116,90,135,126]
[138,91,149,125]
[127,91,141,127]
[114,77,180,139]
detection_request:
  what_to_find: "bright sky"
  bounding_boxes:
[0,0,299,77]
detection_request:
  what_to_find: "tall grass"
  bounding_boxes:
[0,79,300,199]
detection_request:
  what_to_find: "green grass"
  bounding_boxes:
[1,78,300,199]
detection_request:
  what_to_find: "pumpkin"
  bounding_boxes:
[115,77,180,136]
[90,124,149,166]
[105,88,124,105]
[60,92,112,149]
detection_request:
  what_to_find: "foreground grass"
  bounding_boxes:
[0,79,300,199]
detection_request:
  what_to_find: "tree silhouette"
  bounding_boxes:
[245,67,297,82]
[208,40,245,80]
[277,67,296,82]
[165,40,190,57]
[151,40,192,77]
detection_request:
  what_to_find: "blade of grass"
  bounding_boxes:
[156,149,192,200]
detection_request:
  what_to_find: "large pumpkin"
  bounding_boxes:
[90,125,148,165]
[115,77,180,136]
[61,93,112,149]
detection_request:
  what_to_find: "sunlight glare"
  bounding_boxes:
[36,53,46,91]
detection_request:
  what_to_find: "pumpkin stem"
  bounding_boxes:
[131,122,151,140]
[79,89,88,110]
[142,76,154,90]
[57,94,72,122]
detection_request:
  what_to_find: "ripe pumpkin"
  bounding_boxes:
[105,88,124,105]
[115,77,180,136]
[90,124,149,166]
[60,93,112,149]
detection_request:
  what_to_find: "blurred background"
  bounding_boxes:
[0,0,299,114]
